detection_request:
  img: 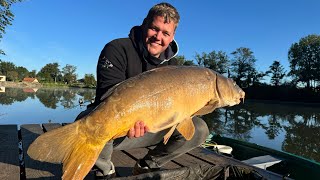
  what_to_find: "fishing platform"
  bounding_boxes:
[0,124,286,179]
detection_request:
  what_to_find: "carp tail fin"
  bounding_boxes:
[27,120,107,180]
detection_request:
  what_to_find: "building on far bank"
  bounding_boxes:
[23,77,39,83]
[0,75,6,82]
[0,86,5,93]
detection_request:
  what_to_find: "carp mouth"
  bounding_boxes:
[232,88,245,105]
[225,81,246,106]
[239,89,245,104]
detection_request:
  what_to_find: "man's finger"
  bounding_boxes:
[135,121,141,137]
[139,121,145,136]
[128,127,135,138]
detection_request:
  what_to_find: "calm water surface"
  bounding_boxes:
[1,87,319,163]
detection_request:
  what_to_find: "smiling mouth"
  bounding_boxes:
[150,42,161,46]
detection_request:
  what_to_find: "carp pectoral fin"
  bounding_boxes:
[176,117,195,141]
[163,124,178,144]
[193,100,219,116]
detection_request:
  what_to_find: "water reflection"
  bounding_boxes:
[202,102,320,162]
[0,88,319,162]
[0,87,95,125]
[0,87,95,108]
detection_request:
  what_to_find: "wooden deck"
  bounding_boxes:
[0,123,284,179]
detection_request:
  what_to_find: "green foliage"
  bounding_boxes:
[0,0,23,56]
[230,47,257,88]
[28,70,36,78]
[0,60,15,75]
[175,55,196,66]
[194,50,229,74]
[16,66,28,80]
[267,60,286,86]
[62,64,77,84]
[0,60,24,81]
[183,60,195,66]
[6,70,17,81]
[84,73,96,87]
[288,34,320,89]
[175,55,186,65]
[244,84,320,103]
[37,62,60,82]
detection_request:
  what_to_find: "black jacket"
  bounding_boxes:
[93,26,179,105]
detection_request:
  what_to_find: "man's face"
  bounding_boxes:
[143,16,176,58]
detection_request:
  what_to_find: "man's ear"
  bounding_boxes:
[171,32,175,42]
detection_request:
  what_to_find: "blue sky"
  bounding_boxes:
[1,0,320,79]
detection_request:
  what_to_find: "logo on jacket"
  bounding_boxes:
[101,56,114,68]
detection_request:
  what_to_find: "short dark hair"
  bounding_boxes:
[143,2,180,30]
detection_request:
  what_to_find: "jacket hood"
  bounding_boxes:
[129,26,179,65]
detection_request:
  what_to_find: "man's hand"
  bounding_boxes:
[127,121,149,138]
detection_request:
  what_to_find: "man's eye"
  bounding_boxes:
[150,26,158,31]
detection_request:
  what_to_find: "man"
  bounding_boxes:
[76,2,209,178]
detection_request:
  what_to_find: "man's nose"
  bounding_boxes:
[155,31,162,40]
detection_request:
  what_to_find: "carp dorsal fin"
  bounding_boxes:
[163,124,178,144]
[193,99,219,116]
[176,117,195,141]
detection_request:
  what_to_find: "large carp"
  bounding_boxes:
[27,66,245,179]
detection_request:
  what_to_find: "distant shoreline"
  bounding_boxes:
[0,81,94,89]
[0,81,43,88]
[245,99,320,107]
[1,81,319,106]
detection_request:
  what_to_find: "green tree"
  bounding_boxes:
[176,55,198,66]
[0,0,23,56]
[175,55,196,66]
[194,52,203,66]
[215,51,229,74]
[16,66,28,80]
[175,55,186,65]
[288,34,320,89]
[247,69,266,87]
[230,47,257,88]
[37,62,60,82]
[62,64,77,84]
[84,74,96,87]
[267,60,286,86]
[183,60,195,66]
[29,70,36,78]
[194,50,229,74]
[6,70,18,81]
[0,60,15,76]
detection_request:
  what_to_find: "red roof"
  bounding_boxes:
[23,78,38,82]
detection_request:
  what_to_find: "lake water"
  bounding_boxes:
[1,87,319,163]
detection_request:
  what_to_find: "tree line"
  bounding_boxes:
[0,61,96,87]
[1,34,320,91]
[176,34,320,91]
